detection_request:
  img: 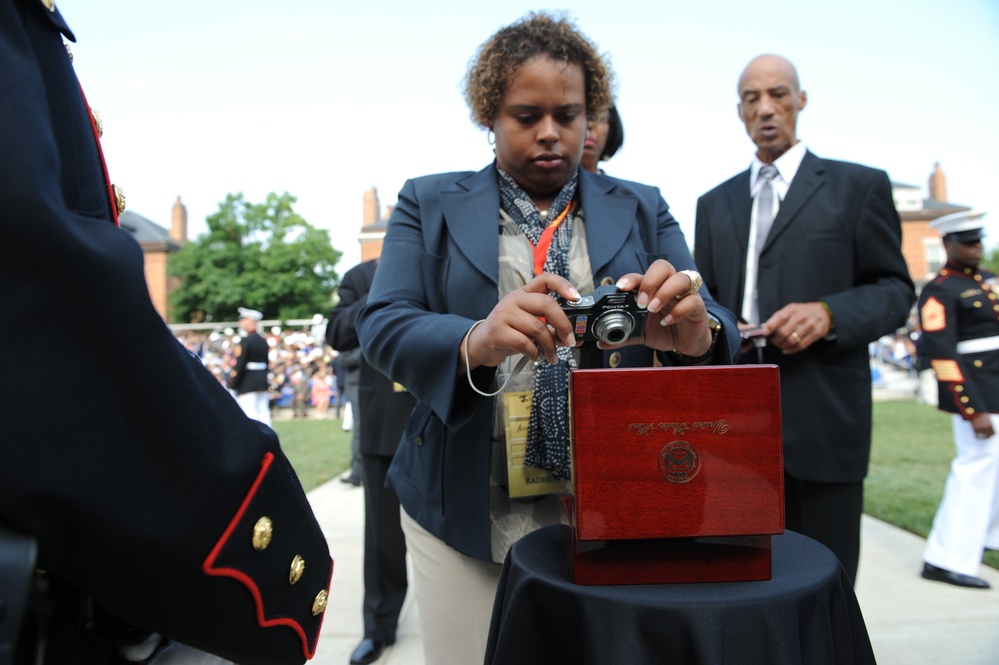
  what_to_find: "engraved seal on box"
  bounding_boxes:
[658,440,700,483]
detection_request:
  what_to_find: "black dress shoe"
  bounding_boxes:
[921,562,991,589]
[349,638,390,665]
[339,473,361,487]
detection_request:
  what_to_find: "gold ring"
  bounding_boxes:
[790,331,801,343]
[677,270,702,299]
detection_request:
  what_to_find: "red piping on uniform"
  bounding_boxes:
[77,83,119,226]
[203,452,331,660]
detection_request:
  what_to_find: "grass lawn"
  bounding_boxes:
[868,400,998,570]
[272,415,353,493]
[274,401,998,571]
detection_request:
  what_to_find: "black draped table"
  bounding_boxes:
[485,525,875,665]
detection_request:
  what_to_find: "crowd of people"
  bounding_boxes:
[173,323,345,419]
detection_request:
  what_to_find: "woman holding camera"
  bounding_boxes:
[356,12,738,664]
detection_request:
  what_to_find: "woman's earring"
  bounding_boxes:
[487,130,495,146]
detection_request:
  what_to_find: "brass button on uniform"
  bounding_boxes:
[974,360,984,368]
[965,407,975,416]
[63,40,73,60]
[91,109,103,138]
[955,385,964,393]
[599,277,614,287]
[974,301,982,308]
[41,0,56,11]
[608,352,621,368]
[289,555,305,584]
[961,396,970,404]
[252,516,273,551]
[112,184,126,215]
[312,589,328,616]
[415,435,424,446]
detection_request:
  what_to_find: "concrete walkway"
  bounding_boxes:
[307,479,422,665]
[306,477,999,665]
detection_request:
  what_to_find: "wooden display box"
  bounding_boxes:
[561,365,784,585]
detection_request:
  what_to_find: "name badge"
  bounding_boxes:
[503,390,571,498]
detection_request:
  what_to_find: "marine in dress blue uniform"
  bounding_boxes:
[229,307,274,427]
[0,0,333,661]
[918,210,999,590]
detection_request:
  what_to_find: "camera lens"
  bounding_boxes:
[592,311,634,344]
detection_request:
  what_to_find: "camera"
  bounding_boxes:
[557,285,648,345]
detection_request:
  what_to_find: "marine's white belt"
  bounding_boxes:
[957,336,999,354]
[246,362,268,370]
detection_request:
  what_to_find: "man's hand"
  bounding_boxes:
[971,412,996,440]
[763,302,833,354]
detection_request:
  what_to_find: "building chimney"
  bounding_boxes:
[171,196,188,244]
[363,187,381,225]
[929,162,947,202]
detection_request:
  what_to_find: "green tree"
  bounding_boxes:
[983,242,999,275]
[169,192,341,322]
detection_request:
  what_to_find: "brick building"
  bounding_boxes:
[892,163,970,288]
[120,196,187,320]
[358,186,394,262]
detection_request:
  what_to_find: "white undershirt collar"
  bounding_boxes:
[748,141,807,199]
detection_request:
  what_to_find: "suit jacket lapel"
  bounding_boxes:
[439,168,646,287]
[578,171,638,277]
[710,171,753,314]
[763,150,825,252]
[440,165,501,285]
[726,170,753,256]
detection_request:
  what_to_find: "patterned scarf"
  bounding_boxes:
[497,167,578,481]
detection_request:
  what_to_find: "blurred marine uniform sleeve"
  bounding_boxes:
[0,2,332,663]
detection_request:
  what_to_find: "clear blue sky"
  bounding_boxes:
[59,0,999,273]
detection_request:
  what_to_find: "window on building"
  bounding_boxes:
[923,237,944,277]
[892,186,922,212]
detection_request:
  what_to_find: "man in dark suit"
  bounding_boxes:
[693,54,915,584]
[229,307,273,427]
[337,346,364,487]
[0,1,332,662]
[327,260,415,665]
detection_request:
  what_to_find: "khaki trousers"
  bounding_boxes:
[400,508,501,665]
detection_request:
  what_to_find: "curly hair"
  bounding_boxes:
[463,11,614,129]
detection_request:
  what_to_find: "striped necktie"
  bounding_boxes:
[755,164,779,252]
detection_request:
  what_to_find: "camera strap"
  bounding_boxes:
[463,319,534,398]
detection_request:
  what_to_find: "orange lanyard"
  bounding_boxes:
[532,201,574,276]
